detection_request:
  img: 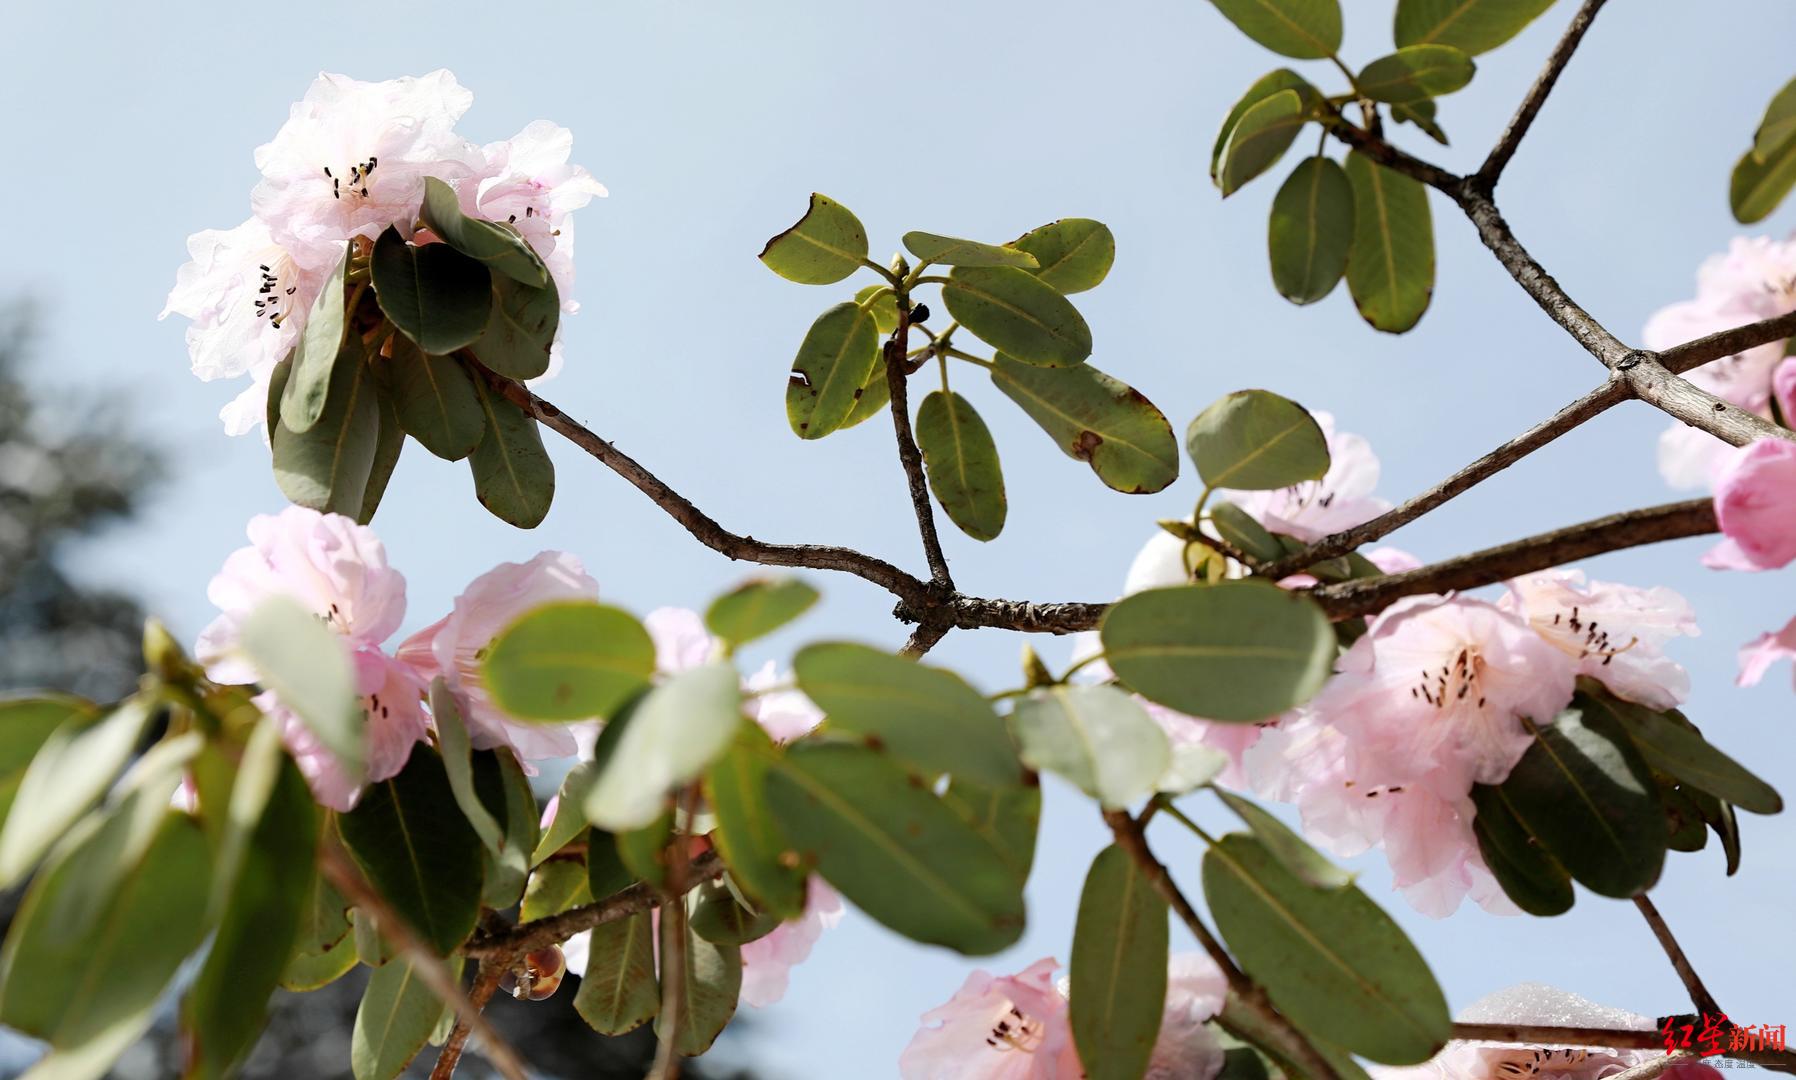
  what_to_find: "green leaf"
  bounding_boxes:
[916,390,1008,541]
[991,354,1179,494]
[1394,99,1450,145]
[1394,0,1558,56]
[419,175,549,287]
[1010,218,1116,294]
[351,954,462,1080]
[759,194,870,285]
[371,227,493,355]
[1356,45,1476,103]
[787,301,880,440]
[690,879,781,945]
[483,751,539,910]
[614,811,674,891]
[793,642,1022,786]
[705,577,821,649]
[1753,76,1796,161]
[1208,0,1343,58]
[483,600,656,722]
[1213,71,1322,183]
[183,745,318,1080]
[942,265,1092,368]
[280,930,358,992]
[1589,694,1782,815]
[431,679,505,852]
[573,913,659,1035]
[520,856,591,922]
[704,722,807,919]
[841,352,893,428]
[337,746,485,955]
[1730,138,1796,224]
[903,231,1040,269]
[1101,582,1336,722]
[473,272,560,380]
[855,284,902,334]
[279,244,351,433]
[0,696,153,889]
[1070,844,1169,1080]
[467,374,555,528]
[1495,696,1667,898]
[1269,157,1355,305]
[765,742,1027,954]
[1209,502,1286,564]
[1187,389,1330,490]
[655,922,741,1055]
[0,694,97,827]
[1219,90,1309,197]
[238,594,365,784]
[1203,833,1451,1064]
[534,761,600,864]
[291,866,351,960]
[1214,787,1353,888]
[1345,150,1436,333]
[938,777,1042,884]
[0,792,213,1052]
[269,343,382,517]
[1469,783,1574,916]
[583,663,743,831]
[1009,685,1170,809]
[360,379,406,525]
[374,334,485,460]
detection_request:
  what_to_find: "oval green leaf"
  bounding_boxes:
[419,175,549,288]
[482,599,656,722]
[1753,76,1796,161]
[704,721,807,919]
[704,577,821,649]
[371,227,493,356]
[690,880,781,946]
[759,194,869,285]
[991,355,1179,494]
[1620,707,1783,816]
[1269,157,1355,305]
[0,694,98,838]
[1214,787,1354,889]
[1209,501,1286,564]
[765,742,1027,955]
[942,265,1092,368]
[1009,685,1169,810]
[238,595,365,785]
[655,922,741,1055]
[583,662,743,832]
[1101,582,1336,722]
[1394,0,1558,56]
[903,230,1040,269]
[1394,99,1450,145]
[473,271,560,380]
[1010,218,1116,294]
[793,642,1022,787]
[916,390,1007,542]
[1345,150,1436,333]
[1213,70,1322,183]
[1070,844,1169,1080]
[375,335,484,460]
[269,344,382,518]
[1208,0,1343,58]
[938,777,1042,885]
[1357,45,1476,103]
[351,954,462,1080]
[359,381,405,525]
[467,374,555,528]
[573,913,659,1035]
[1203,833,1451,1064]
[279,243,351,434]
[855,284,902,334]
[1219,90,1309,197]
[1469,783,1575,916]
[1187,388,1330,490]
[787,301,880,440]
[1730,139,1796,224]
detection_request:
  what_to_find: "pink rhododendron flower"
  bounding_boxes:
[1372,983,1723,1080]
[460,120,607,312]
[1502,570,1698,710]
[1220,410,1391,542]
[195,507,426,809]
[251,70,480,269]
[398,551,600,763]
[160,217,326,436]
[1737,614,1796,688]
[740,875,844,1008]
[1703,438,1796,571]
[1645,235,1796,489]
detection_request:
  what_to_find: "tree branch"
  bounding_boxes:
[884,314,955,588]
[1658,309,1796,376]
[1102,809,1341,1080]
[463,849,724,959]
[1633,895,1723,1017]
[429,955,507,1080]
[1451,1022,1663,1049]
[1476,0,1611,186]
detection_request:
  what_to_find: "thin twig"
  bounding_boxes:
[1477,0,1611,186]
[1659,309,1796,376]
[1102,809,1341,1080]
[463,849,724,959]
[1633,895,1724,1017]
[884,310,956,588]
[1451,1022,1662,1048]
[318,844,527,1080]
[900,621,952,658]
[429,956,508,1080]
[649,790,700,1080]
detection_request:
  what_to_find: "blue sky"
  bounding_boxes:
[3,1,1795,1076]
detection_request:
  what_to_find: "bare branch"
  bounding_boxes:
[429,956,507,1080]
[1659,309,1796,376]
[1322,118,1462,191]
[884,316,955,588]
[900,621,952,658]
[1621,355,1795,446]
[1477,0,1611,186]
[1450,1022,1661,1049]
[1633,895,1724,1017]
[319,844,527,1080]
[464,849,725,959]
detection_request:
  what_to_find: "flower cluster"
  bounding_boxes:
[1644,234,1796,490]
[1705,437,1796,689]
[160,72,604,434]
[899,953,1228,1079]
